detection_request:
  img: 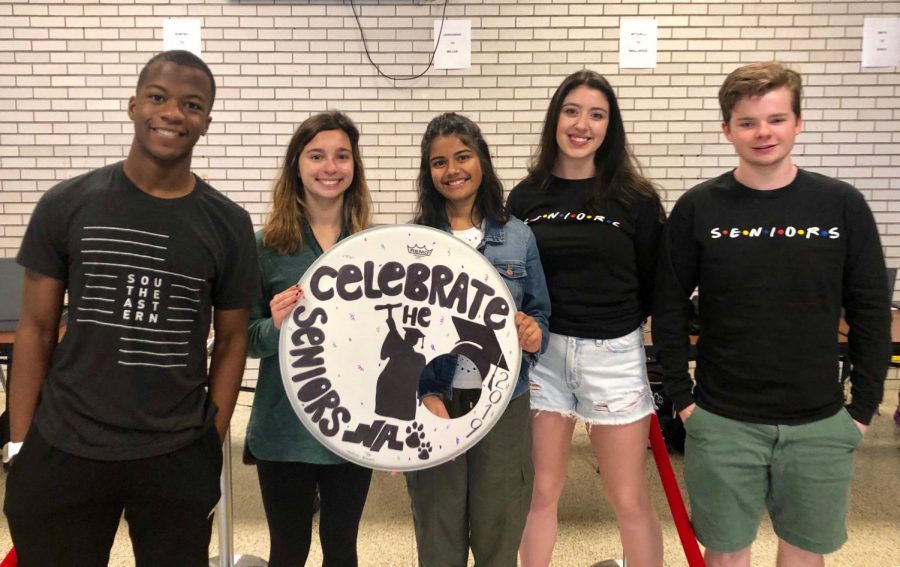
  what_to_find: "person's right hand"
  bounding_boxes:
[422,395,450,419]
[678,403,696,423]
[271,284,302,330]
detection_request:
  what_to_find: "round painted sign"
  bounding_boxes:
[279,225,521,471]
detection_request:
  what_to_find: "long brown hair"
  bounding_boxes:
[525,70,660,215]
[263,111,372,254]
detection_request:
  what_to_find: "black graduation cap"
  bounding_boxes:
[403,326,425,347]
[449,316,510,382]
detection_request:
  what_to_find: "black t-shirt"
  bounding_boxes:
[17,162,260,459]
[653,169,891,425]
[507,176,664,339]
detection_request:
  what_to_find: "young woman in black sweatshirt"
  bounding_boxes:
[509,70,665,567]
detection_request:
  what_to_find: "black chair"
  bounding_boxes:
[839,266,898,391]
[888,267,898,309]
[0,258,24,390]
[0,259,24,452]
[0,258,24,333]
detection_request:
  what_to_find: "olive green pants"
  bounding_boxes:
[405,391,533,567]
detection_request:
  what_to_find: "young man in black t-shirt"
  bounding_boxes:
[653,62,890,566]
[3,50,259,566]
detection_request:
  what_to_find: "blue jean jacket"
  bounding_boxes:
[418,217,551,400]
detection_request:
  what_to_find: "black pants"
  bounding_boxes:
[256,459,372,567]
[4,426,222,567]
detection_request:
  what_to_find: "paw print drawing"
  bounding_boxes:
[418,442,433,460]
[405,421,425,448]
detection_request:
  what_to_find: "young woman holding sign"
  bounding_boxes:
[406,112,551,566]
[245,111,373,567]
[508,71,665,567]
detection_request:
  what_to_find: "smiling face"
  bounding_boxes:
[722,86,803,179]
[428,134,483,221]
[554,85,610,177]
[127,60,213,167]
[298,128,354,206]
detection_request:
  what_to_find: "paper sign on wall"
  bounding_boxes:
[619,19,658,69]
[862,17,900,68]
[434,20,471,70]
[164,19,202,57]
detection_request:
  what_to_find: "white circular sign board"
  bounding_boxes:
[279,225,521,471]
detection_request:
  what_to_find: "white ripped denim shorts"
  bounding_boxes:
[528,327,655,425]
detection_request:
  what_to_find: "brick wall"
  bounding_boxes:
[3,0,899,244]
[3,0,900,384]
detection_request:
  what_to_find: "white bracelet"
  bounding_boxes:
[2,441,23,464]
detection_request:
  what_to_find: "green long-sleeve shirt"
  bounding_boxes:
[245,226,346,464]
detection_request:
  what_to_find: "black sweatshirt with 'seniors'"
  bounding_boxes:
[653,170,890,425]
[508,176,664,340]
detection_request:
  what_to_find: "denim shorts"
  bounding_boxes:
[528,328,655,425]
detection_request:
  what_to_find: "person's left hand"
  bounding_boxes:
[515,311,542,354]
[422,395,450,419]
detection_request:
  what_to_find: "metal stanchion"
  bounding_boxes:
[209,428,267,567]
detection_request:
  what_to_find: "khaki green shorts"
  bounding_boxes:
[683,406,863,554]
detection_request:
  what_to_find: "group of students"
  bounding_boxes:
[2,48,890,567]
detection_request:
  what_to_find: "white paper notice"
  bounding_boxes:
[434,20,471,70]
[862,17,900,68]
[163,19,202,57]
[619,19,658,69]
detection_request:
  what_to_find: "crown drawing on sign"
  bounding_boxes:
[407,244,433,257]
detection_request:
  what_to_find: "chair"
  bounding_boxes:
[0,259,24,393]
[0,259,24,454]
[888,267,898,308]
[0,259,24,331]
[840,266,898,392]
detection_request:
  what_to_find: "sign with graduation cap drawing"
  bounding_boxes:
[279,225,521,471]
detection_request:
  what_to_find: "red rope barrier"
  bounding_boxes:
[648,413,705,567]
[0,547,16,567]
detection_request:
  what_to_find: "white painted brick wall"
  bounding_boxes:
[2,1,900,386]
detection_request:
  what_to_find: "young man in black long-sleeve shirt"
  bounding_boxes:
[653,62,891,567]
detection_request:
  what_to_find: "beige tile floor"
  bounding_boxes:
[1,389,899,567]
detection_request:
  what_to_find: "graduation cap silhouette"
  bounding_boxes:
[403,326,425,348]
[449,317,509,383]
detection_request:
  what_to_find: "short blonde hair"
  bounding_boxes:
[719,62,802,124]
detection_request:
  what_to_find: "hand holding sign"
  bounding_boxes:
[271,284,302,330]
[422,395,451,419]
[279,225,521,471]
[515,311,542,354]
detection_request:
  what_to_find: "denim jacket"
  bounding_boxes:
[418,216,551,399]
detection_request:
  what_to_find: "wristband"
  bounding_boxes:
[2,441,23,465]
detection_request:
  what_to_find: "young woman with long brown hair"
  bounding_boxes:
[245,111,373,566]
